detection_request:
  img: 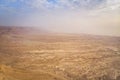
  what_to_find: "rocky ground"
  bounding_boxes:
[0,27,120,80]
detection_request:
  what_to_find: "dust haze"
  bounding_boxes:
[0,0,120,80]
[3,11,120,36]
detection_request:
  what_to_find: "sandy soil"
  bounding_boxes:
[0,27,120,80]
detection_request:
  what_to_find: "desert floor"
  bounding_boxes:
[0,27,120,80]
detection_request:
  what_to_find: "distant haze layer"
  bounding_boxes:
[0,0,120,36]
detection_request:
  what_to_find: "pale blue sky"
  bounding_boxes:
[0,0,120,36]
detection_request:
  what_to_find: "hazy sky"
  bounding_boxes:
[0,0,120,36]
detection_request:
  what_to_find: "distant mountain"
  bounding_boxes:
[0,26,50,35]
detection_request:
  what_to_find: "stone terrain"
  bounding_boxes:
[0,27,120,80]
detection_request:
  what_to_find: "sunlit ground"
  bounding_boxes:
[0,27,120,80]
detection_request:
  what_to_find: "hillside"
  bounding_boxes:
[0,26,120,80]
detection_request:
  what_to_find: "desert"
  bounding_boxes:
[0,26,120,80]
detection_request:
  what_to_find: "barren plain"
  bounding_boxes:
[0,27,120,80]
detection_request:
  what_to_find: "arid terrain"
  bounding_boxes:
[0,26,120,80]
